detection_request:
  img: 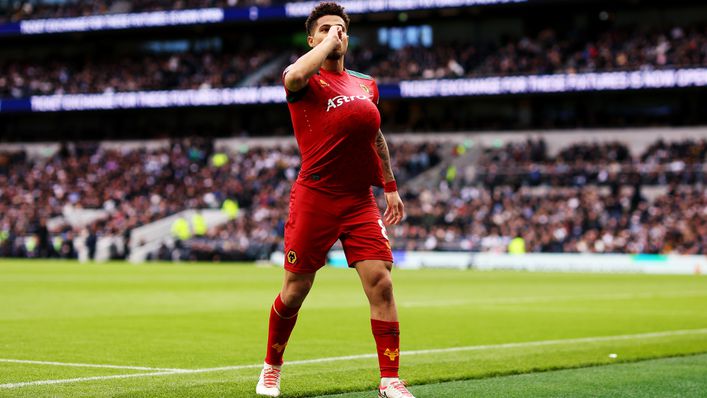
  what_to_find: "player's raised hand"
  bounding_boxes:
[384,191,405,225]
[326,25,343,46]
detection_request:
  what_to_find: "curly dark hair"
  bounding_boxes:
[305,2,350,35]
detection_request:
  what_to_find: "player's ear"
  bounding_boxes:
[307,35,315,48]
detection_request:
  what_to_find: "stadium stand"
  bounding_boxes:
[2,24,706,96]
[0,48,278,97]
[1,133,705,260]
[0,138,447,260]
[476,139,706,187]
[349,25,707,82]
[1,1,706,262]
[397,184,705,254]
[3,1,707,140]
[0,0,296,23]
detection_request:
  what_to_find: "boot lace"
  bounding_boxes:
[262,366,280,388]
[389,380,413,397]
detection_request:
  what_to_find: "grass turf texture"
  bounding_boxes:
[0,260,705,398]
[323,353,707,398]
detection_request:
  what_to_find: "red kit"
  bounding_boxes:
[282,67,393,272]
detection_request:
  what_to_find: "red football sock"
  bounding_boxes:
[265,294,300,366]
[371,319,400,378]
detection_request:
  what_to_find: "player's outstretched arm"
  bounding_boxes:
[375,129,405,225]
[284,26,343,92]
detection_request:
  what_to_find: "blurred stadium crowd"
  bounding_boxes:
[2,24,706,98]
[0,138,442,259]
[352,25,707,82]
[1,0,706,263]
[477,139,706,187]
[0,48,277,97]
[1,137,704,260]
[0,0,293,23]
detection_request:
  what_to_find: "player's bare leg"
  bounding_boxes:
[356,260,397,321]
[256,270,316,397]
[281,269,316,307]
[356,260,415,398]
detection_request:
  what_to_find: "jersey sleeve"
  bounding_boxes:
[372,79,380,105]
[282,64,309,103]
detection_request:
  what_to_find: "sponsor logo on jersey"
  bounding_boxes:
[383,348,399,361]
[326,95,369,112]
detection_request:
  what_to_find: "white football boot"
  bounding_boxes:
[256,362,281,397]
[378,379,416,398]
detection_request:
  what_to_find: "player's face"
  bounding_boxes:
[308,15,348,60]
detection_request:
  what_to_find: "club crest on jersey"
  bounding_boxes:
[287,250,297,264]
[360,83,370,94]
[326,95,369,112]
[319,79,329,87]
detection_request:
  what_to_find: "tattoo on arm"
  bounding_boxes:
[375,130,395,182]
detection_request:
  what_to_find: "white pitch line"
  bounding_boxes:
[2,327,706,389]
[0,371,182,389]
[0,358,188,372]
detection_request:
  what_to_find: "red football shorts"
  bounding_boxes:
[283,182,393,273]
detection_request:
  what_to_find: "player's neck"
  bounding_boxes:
[321,58,345,73]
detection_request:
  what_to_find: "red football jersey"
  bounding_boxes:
[284,67,384,194]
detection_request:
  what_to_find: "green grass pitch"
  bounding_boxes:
[1,260,706,397]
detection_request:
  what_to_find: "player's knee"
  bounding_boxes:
[297,278,314,295]
[370,271,394,303]
[282,278,313,306]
